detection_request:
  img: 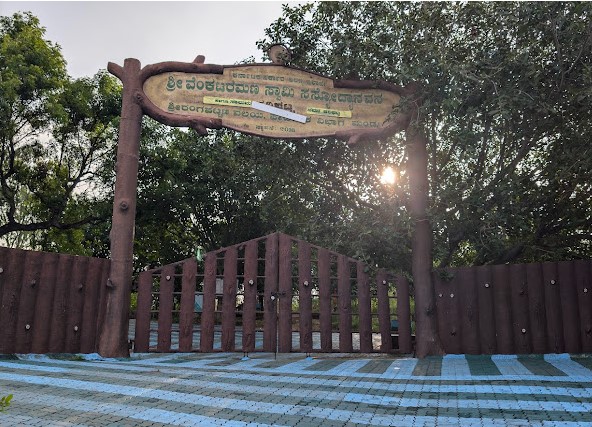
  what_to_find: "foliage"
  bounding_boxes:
[0,394,12,412]
[259,1,592,267]
[0,13,120,253]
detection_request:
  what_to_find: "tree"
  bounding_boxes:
[0,13,121,252]
[258,1,592,266]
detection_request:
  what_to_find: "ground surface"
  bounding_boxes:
[0,352,591,426]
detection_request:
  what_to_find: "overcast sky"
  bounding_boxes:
[1,1,300,78]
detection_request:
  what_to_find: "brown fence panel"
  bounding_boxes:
[377,270,392,352]
[243,240,258,353]
[435,269,462,353]
[575,260,592,352]
[64,256,90,353]
[200,253,216,352]
[157,265,175,352]
[476,265,496,354]
[48,255,74,353]
[395,274,412,353]
[221,247,238,351]
[357,262,372,353]
[80,257,105,353]
[557,261,581,353]
[278,234,292,352]
[526,262,547,353]
[455,267,479,354]
[263,234,279,352]
[31,253,60,353]
[298,241,313,353]
[542,262,564,353]
[509,264,531,354]
[179,258,197,352]
[134,270,153,352]
[492,264,514,354]
[337,255,353,352]
[0,249,26,353]
[15,251,44,354]
[318,248,332,352]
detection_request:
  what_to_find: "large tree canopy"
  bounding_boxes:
[0,12,121,253]
[257,1,592,267]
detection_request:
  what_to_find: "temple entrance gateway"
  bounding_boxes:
[101,54,419,357]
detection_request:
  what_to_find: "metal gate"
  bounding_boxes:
[133,233,413,354]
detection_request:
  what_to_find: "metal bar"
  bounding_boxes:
[357,262,372,353]
[200,253,216,352]
[221,247,238,351]
[337,255,352,352]
[157,265,175,352]
[242,240,258,353]
[179,258,197,352]
[263,234,279,352]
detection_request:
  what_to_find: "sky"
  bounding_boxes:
[0,1,301,78]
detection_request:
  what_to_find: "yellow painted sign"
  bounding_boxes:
[142,65,405,140]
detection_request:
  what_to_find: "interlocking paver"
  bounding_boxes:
[1,352,591,426]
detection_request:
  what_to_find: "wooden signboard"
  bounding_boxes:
[137,60,414,144]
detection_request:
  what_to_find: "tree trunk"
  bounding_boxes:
[98,58,143,357]
[406,125,445,358]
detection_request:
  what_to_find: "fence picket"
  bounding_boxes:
[542,262,564,353]
[558,261,581,353]
[221,247,238,351]
[157,265,175,352]
[179,258,197,352]
[318,248,332,352]
[243,240,258,353]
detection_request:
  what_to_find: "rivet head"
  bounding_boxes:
[270,295,276,301]
[450,293,454,298]
[30,280,36,287]
[584,288,588,293]
[0,267,3,273]
[484,283,490,288]
[166,275,171,281]
[521,328,526,334]
[438,293,443,298]
[74,325,79,332]
[382,280,387,285]
[248,279,254,286]
[25,324,30,330]
[78,284,84,291]
[550,279,556,285]
[303,280,309,287]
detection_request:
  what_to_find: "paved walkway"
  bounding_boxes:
[0,352,591,426]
